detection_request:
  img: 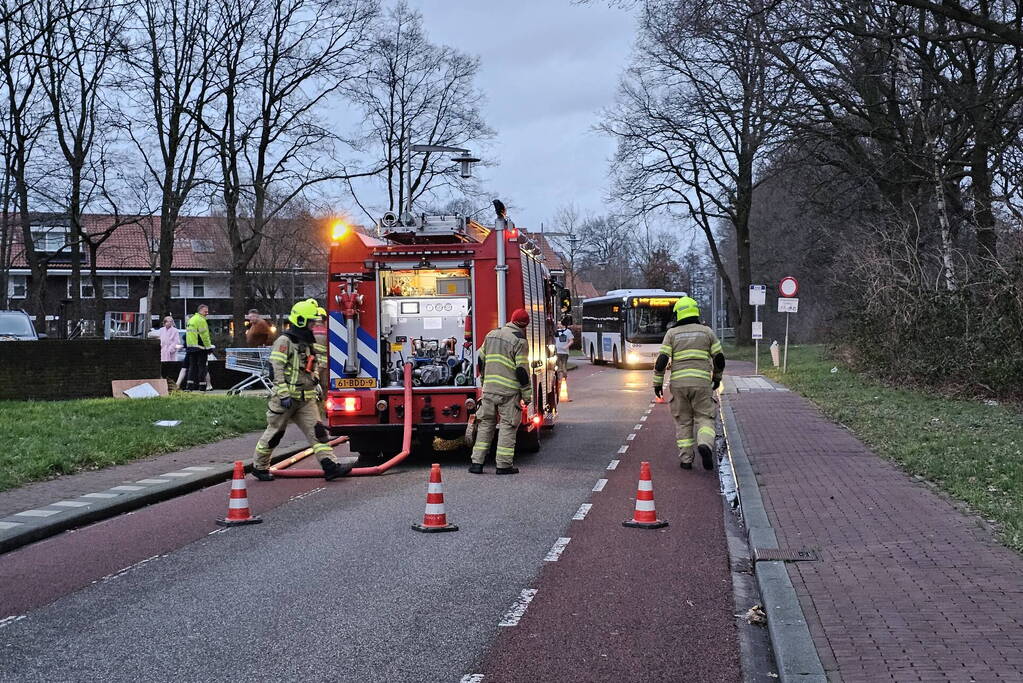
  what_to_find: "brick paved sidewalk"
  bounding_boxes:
[0,425,313,519]
[725,361,1023,683]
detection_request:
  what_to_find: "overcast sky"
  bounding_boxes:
[378,0,638,230]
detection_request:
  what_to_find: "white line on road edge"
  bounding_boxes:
[207,528,228,535]
[572,503,592,520]
[499,589,538,626]
[634,424,643,430]
[626,433,636,441]
[544,537,571,562]
[618,445,629,454]
[592,479,608,492]
[640,415,648,421]
[0,615,25,629]
[607,460,619,470]
[96,554,166,584]
[460,676,485,683]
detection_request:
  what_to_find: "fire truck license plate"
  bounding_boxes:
[333,378,377,389]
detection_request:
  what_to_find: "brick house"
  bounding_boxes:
[3,213,328,338]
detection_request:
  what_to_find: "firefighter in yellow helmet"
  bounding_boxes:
[250,299,350,481]
[653,297,725,470]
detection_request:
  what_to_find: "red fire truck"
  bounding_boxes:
[323,210,568,462]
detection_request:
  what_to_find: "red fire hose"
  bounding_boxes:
[271,362,414,478]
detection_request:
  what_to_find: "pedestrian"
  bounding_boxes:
[652,297,725,470]
[555,317,574,378]
[151,316,183,384]
[250,299,350,482]
[245,309,274,347]
[469,308,532,475]
[184,304,214,391]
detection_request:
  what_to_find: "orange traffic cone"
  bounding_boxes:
[412,463,459,533]
[559,376,572,402]
[217,461,263,527]
[623,461,668,529]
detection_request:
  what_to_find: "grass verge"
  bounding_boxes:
[1,394,267,492]
[758,345,1023,553]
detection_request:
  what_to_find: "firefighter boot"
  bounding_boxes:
[468,463,484,474]
[320,458,352,481]
[495,466,520,475]
[679,459,693,470]
[698,444,715,471]
[252,468,275,482]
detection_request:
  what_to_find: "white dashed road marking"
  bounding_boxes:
[572,503,592,520]
[544,537,571,562]
[0,615,25,629]
[499,589,538,626]
[634,424,643,430]
[96,554,165,584]
[640,415,648,421]
[607,460,619,470]
[460,676,485,683]
[626,433,636,441]
[618,445,629,454]
[592,479,607,492]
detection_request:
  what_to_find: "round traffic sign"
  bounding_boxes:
[779,276,799,297]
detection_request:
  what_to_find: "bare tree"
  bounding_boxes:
[121,0,220,320]
[0,2,51,329]
[346,0,493,220]
[547,203,589,297]
[602,0,797,344]
[205,0,377,343]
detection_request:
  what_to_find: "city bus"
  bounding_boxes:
[581,289,689,367]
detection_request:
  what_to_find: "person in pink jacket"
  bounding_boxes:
[151,316,184,382]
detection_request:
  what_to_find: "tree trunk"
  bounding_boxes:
[231,264,247,346]
[970,141,997,260]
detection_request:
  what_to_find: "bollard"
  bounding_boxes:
[770,340,780,368]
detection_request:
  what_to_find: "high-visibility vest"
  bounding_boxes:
[479,323,531,400]
[653,323,723,387]
[185,313,211,347]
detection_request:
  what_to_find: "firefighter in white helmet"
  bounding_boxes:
[652,297,725,470]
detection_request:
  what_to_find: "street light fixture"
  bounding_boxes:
[402,141,479,224]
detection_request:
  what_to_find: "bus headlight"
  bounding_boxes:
[627,352,641,365]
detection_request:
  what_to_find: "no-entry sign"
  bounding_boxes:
[779,276,798,297]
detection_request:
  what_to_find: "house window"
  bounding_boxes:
[9,275,27,299]
[171,277,182,298]
[149,238,160,253]
[68,276,94,298]
[31,226,69,253]
[190,239,214,253]
[192,277,205,297]
[103,276,129,299]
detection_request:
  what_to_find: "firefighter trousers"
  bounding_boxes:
[669,384,717,464]
[252,394,335,470]
[471,393,521,468]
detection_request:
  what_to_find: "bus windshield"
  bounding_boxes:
[626,306,675,343]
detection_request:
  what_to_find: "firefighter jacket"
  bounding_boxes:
[185,313,211,348]
[478,322,532,401]
[269,329,321,400]
[653,323,723,388]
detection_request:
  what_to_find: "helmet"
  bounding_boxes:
[315,307,327,319]
[288,299,319,328]
[673,296,700,321]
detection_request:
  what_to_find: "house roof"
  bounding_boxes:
[6,213,331,271]
[519,229,601,299]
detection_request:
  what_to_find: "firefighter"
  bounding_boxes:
[469,308,532,475]
[652,297,725,470]
[251,299,351,482]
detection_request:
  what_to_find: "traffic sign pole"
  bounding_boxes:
[784,313,789,373]
[749,285,766,376]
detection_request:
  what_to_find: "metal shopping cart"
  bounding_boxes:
[225,348,274,395]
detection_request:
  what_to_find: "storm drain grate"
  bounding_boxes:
[753,548,821,562]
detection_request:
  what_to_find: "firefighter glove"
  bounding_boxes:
[712,378,721,391]
[279,396,293,410]
[653,385,663,399]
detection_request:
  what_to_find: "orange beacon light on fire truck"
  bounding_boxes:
[331,220,350,241]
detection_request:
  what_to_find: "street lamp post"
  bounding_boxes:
[402,139,479,224]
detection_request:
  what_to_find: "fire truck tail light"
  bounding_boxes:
[342,397,361,412]
[532,415,542,426]
[325,397,334,411]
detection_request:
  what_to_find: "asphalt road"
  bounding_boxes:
[0,363,741,682]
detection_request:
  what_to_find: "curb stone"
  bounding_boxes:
[0,443,310,555]
[722,398,827,683]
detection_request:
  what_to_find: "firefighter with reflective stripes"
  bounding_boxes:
[469,308,533,475]
[250,300,351,482]
[653,297,725,470]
